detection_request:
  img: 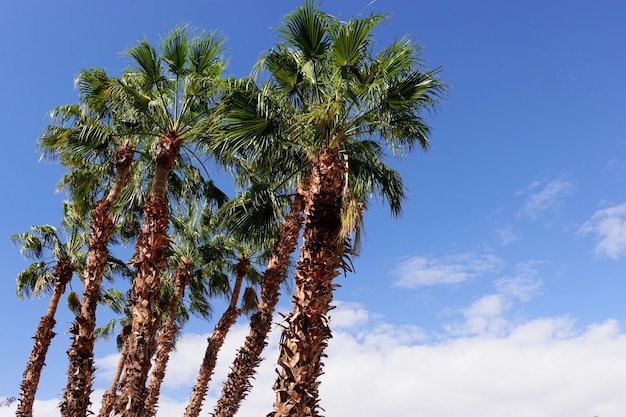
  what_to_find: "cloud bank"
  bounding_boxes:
[5,302,625,417]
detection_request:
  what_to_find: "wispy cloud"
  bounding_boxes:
[495,262,543,302]
[445,262,543,336]
[392,253,503,288]
[606,158,624,170]
[579,202,626,259]
[517,179,574,220]
[494,225,520,246]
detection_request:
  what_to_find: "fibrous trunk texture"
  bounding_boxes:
[113,195,170,417]
[143,263,191,417]
[17,261,73,417]
[185,258,249,417]
[211,195,304,417]
[112,133,180,417]
[62,145,133,417]
[269,148,345,417]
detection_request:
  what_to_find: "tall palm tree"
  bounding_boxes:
[244,3,445,416]
[97,27,227,416]
[38,75,140,417]
[96,139,227,417]
[12,205,85,417]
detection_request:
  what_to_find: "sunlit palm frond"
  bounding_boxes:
[15,262,52,299]
[329,12,386,71]
[278,1,330,61]
[189,30,226,76]
[162,26,190,76]
[127,40,162,86]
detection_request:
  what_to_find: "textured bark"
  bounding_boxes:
[185,258,249,417]
[212,194,304,417]
[143,263,192,417]
[269,148,345,417]
[113,133,181,417]
[16,261,73,417]
[61,145,134,417]
[151,132,182,197]
[113,195,170,417]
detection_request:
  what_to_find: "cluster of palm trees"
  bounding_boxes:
[12,2,443,417]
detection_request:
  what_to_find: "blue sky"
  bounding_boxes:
[2,1,626,416]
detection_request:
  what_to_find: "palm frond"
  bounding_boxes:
[217,183,287,246]
[330,12,386,71]
[15,262,52,299]
[278,1,330,61]
[190,30,226,76]
[98,288,128,315]
[127,40,162,86]
[162,26,190,76]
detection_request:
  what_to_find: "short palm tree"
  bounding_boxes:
[96,292,132,417]
[12,204,85,417]
[184,208,267,417]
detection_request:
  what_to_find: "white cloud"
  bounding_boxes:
[579,202,626,259]
[330,301,371,329]
[445,293,510,336]
[494,262,542,302]
[444,262,543,337]
[494,225,519,246]
[4,304,626,417]
[393,253,503,288]
[518,179,574,220]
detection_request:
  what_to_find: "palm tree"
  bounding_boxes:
[245,3,445,416]
[184,213,267,417]
[38,74,140,416]
[206,75,311,416]
[142,261,192,417]
[95,136,228,417]
[12,204,86,417]
[97,27,227,416]
[143,201,229,417]
[210,187,303,417]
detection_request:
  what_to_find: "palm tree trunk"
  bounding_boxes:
[143,263,192,417]
[185,258,249,417]
[98,325,130,417]
[269,148,345,417]
[61,145,134,417]
[16,261,74,417]
[113,133,181,417]
[212,194,304,417]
